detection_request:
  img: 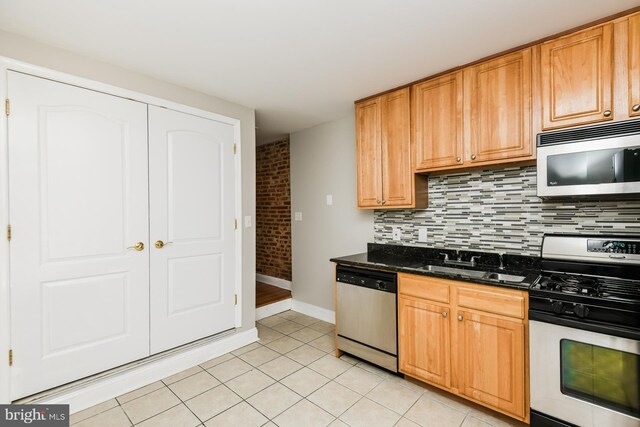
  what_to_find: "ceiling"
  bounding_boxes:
[1,1,638,143]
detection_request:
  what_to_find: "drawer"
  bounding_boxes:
[398,274,450,304]
[456,286,525,319]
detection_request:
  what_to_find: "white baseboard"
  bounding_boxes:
[256,273,292,291]
[36,328,258,414]
[256,299,292,320]
[291,299,335,324]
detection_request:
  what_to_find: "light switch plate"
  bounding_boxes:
[392,227,402,241]
[294,212,303,221]
[326,195,333,206]
[418,228,428,242]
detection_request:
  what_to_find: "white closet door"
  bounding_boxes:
[149,106,236,354]
[8,72,150,399]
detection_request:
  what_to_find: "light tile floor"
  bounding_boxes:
[70,310,527,427]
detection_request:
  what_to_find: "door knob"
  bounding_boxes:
[457,315,463,321]
[155,240,173,249]
[127,242,144,251]
[633,104,640,112]
[603,110,612,117]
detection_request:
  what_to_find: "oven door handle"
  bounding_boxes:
[529,310,640,341]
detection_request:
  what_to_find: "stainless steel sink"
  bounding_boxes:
[411,264,526,283]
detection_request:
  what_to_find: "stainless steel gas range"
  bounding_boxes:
[529,234,640,427]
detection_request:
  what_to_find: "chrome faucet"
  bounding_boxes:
[441,251,481,267]
[498,252,505,270]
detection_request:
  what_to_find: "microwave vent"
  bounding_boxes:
[538,119,640,146]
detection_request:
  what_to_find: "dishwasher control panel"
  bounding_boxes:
[336,265,397,293]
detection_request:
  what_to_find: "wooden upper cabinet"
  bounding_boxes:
[398,296,451,389]
[355,88,426,209]
[355,97,382,208]
[381,88,414,207]
[541,24,614,130]
[413,72,464,171]
[456,310,525,419]
[629,14,640,117]
[465,48,533,163]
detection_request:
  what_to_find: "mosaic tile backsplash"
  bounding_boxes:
[374,166,640,256]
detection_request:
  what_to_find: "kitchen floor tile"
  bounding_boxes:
[74,406,131,427]
[231,342,262,356]
[168,371,220,401]
[395,417,421,427]
[225,369,275,398]
[308,354,352,379]
[272,399,335,427]
[308,334,337,353]
[264,335,304,354]
[184,384,242,422]
[308,381,361,416]
[121,387,180,424]
[366,379,422,415]
[162,365,204,385]
[339,397,401,427]
[281,311,321,326]
[238,346,280,367]
[280,367,330,397]
[199,352,235,370]
[289,327,325,343]
[404,395,467,427]
[308,321,335,334]
[70,399,119,424]
[271,319,306,335]
[461,415,495,427]
[256,324,285,344]
[246,383,302,419]
[257,314,287,328]
[206,357,252,383]
[258,355,303,380]
[285,344,326,365]
[204,401,268,427]
[135,404,200,427]
[334,365,383,395]
[116,381,164,405]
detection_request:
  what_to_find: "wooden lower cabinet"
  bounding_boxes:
[398,273,529,422]
[398,296,451,388]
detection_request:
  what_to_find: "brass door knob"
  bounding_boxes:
[633,104,640,112]
[471,154,477,160]
[603,110,612,117]
[127,242,144,251]
[155,240,173,249]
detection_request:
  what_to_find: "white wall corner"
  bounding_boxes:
[255,299,292,321]
[291,299,335,324]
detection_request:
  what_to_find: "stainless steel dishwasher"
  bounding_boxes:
[336,265,397,372]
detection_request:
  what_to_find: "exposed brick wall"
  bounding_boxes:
[256,139,292,281]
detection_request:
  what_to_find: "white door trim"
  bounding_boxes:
[0,57,243,404]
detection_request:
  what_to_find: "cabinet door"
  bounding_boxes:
[398,296,451,389]
[381,88,413,206]
[541,24,614,129]
[149,106,237,354]
[457,310,525,418]
[413,72,464,171]
[629,14,640,117]
[8,71,150,399]
[465,49,533,163]
[355,97,382,208]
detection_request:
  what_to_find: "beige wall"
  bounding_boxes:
[290,113,374,312]
[0,30,257,331]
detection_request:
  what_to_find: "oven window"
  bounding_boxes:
[547,146,640,186]
[561,339,640,418]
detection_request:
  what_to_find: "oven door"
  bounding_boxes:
[530,320,640,427]
[537,133,640,199]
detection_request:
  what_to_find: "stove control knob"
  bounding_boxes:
[551,301,565,314]
[573,304,590,318]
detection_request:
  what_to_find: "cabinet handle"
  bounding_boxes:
[442,312,448,317]
[603,110,612,117]
[471,154,477,160]
[633,104,640,112]
[376,199,382,205]
[381,200,386,205]
[457,315,463,321]
[456,156,461,162]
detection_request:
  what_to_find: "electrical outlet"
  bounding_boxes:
[392,227,402,241]
[294,212,303,221]
[326,194,333,205]
[418,228,428,242]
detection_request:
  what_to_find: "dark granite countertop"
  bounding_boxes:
[330,243,541,291]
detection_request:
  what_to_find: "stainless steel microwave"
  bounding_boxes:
[537,120,640,199]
